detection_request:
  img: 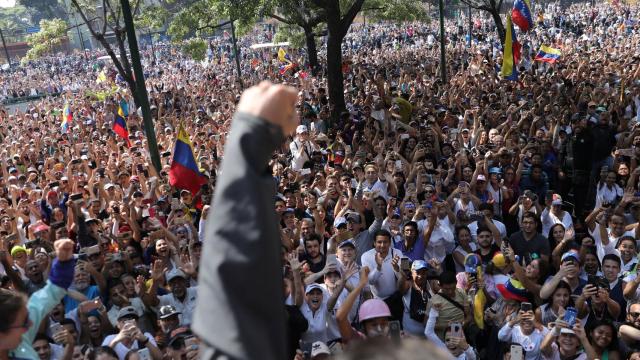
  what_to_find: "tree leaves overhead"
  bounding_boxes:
[17,0,67,23]
[23,18,68,61]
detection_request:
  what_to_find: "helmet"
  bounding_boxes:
[358,299,391,323]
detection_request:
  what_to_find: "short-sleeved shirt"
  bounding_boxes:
[157,287,198,326]
[428,290,467,340]
[101,332,157,360]
[509,231,550,259]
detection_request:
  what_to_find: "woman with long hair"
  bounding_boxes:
[535,280,574,327]
[452,226,476,274]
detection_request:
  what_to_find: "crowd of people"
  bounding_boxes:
[1,0,640,359]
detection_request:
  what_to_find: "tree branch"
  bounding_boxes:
[269,13,295,25]
[339,0,366,37]
[196,19,233,32]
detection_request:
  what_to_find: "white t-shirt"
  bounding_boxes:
[156,287,198,326]
[101,332,157,360]
[540,209,573,239]
[299,297,330,344]
[590,223,633,262]
[468,219,507,241]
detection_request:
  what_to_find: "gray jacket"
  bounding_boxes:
[193,113,286,360]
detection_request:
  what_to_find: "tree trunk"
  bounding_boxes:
[491,9,506,46]
[325,31,345,125]
[303,26,319,75]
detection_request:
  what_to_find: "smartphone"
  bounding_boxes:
[184,336,198,350]
[137,348,151,360]
[450,322,464,338]
[71,159,80,165]
[300,168,311,176]
[400,257,411,275]
[520,302,532,312]
[49,323,63,338]
[86,245,101,256]
[510,344,524,360]
[588,274,599,290]
[400,133,410,140]
[389,320,401,343]
[564,306,578,326]
[49,181,60,188]
[395,160,402,170]
[69,193,83,201]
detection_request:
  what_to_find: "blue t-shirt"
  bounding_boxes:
[394,236,426,262]
[63,285,100,313]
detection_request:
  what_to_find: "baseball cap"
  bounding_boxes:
[159,305,181,319]
[489,167,502,174]
[552,194,563,206]
[333,217,348,228]
[345,212,361,224]
[338,239,355,249]
[117,306,139,320]
[461,128,470,133]
[561,251,580,264]
[464,253,481,274]
[560,327,576,335]
[305,283,324,295]
[166,268,187,282]
[311,342,331,358]
[411,260,429,272]
[296,125,309,134]
[476,174,486,182]
[10,245,27,257]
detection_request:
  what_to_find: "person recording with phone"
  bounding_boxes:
[425,302,477,359]
[539,314,596,360]
[498,303,548,360]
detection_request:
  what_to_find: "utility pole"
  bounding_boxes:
[438,0,446,82]
[230,20,243,89]
[0,28,11,68]
[119,0,162,173]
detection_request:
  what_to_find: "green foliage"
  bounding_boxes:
[135,5,170,32]
[17,0,67,23]
[24,18,68,61]
[181,37,207,61]
[0,5,34,33]
[168,0,261,40]
[364,0,429,22]
[273,23,306,48]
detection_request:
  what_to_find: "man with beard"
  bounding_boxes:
[473,224,502,265]
[157,305,182,348]
[619,301,640,354]
[147,268,198,326]
[300,234,326,276]
[63,262,101,313]
[509,212,550,263]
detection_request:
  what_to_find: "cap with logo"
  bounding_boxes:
[117,306,139,320]
[159,305,182,319]
[166,268,187,282]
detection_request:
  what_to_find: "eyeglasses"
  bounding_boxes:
[630,312,640,318]
[7,314,30,330]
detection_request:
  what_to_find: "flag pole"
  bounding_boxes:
[119,0,162,173]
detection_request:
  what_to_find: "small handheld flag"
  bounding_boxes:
[512,0,534,32]
[113,103,130,147]
[61,102,72,133]
[169,125,208,196]
[278,47,292,63]
[534,45,561,63]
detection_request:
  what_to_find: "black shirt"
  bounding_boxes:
[508,231,550,259]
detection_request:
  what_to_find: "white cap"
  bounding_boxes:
[296,125,309,134]
[305,283,323,295]
[311,341,331,357]
[476,174,486,182]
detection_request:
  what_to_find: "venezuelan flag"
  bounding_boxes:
[534,45,561,63]
[61,102,72,133]
[501,15,520,81]
[169,125,207,196]
[113,103,131,147]
[278,47,292,63]
[279,62,296,75]
[512,0,534,32]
